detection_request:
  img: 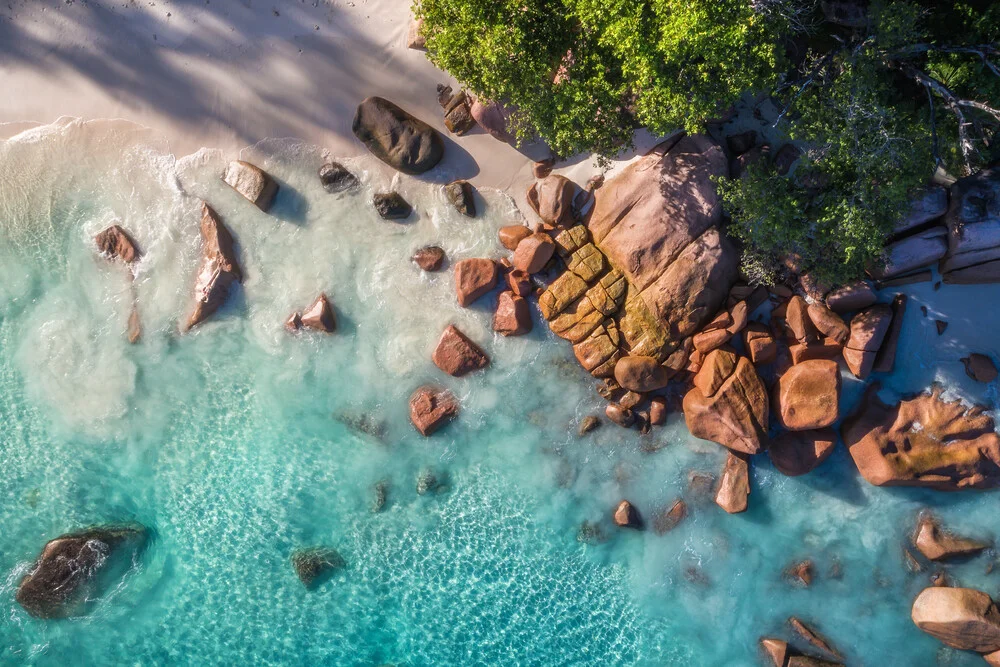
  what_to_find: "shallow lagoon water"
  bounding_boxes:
[0,118,997,665]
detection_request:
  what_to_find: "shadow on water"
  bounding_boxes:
[270,179,310,226]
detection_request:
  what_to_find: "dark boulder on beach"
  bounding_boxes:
[291,547,345,589]
[319,162,359,192]
[352,96,444,174]
[95,224,141,264]
[409,385,459,436]
[224,160,278,211]
[184,203,243,331]
[373,192,413,220]
[16,524,147,618]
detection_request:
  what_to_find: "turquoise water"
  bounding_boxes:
[0,118,997,665]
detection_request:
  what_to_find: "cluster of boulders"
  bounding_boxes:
[759,617,845,666]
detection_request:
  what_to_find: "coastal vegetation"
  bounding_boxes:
[416,0,1000,283]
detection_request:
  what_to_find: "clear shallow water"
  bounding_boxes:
[0,118,996,666]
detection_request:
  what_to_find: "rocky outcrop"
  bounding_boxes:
[715,451,750,513]
[843,305,892,379]
[95,225,140,264]
[768,429,837,476]
[842,385,1000,489]
[16,524,147,618]
[789,617,843,662]
[373,192,412,220]
[445,180,475,216]
[942,168,1000,283]
[492,291,532,336]
[184,203,243,331]
[895,186,949,236]
[432,325,489,377]
[412,246,446,272]
[454,258,498,306]
[224,160,278,212]
[526,175,575,227]
[352,96,444,174]
[912,587,1000,653]
[684,348,769,455]
[913,515,990,561]
[290,547,345,589]
[409,385,459,435]
[774,359,840,431]
[319,162,359,192]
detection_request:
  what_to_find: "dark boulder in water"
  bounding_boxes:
[352,96,444,174]
[318,162,359,193]
[95,224,141,264]
[373,192,413,220]
[16,524,147,618]
[417,467,448,495]
[444,180,476,217]
[223,160,278,212]
[291,547,345,589]
[184,203,243,331]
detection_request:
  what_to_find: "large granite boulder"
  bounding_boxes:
[492,291,532,336]
[912,587,1000,653]
[409,385,459,436]
[870,227,947,280]
[95,225,140,264]
[16,524,147,618]
[587,135,737,361]
[184,203,243,331]
[526,175,575,227]
[454,258,498,307]
[683,348,768,455]
[774,359,841,431]
[842,385,1000,489]
[224,160,278,211]
[825,280,877,313]
[942,168,1000,283]
[352,96,444,174]
[614,355,670,392]
[715,451,750,513]
[913,515,990,561]
[843,305,892,379]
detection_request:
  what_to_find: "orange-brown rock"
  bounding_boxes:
[492,291,532,336]
[807,303,849,344]
[785,296,818,344]
[649,397,667,426]
[499,225,533,251]
[409,385,459,436]
[768,429,837,476]
[785,559,815,586]
[526,174,575,226]
[825,280,876,313]
[842,385,1000,489]
[760,638,791,667]
[605,403,635,428]
[614,355,671,393]
[454,258,498,306]
[789,339,843,365]
[127,305,141,344]
[913,515,990,561]
[715,451,750,513]
[789,617,843,662]
[684,348,768,455]
[613,500,642,528]
[300,293,337,332]
[512,232,555,274]
[432,325,489,377]
[843,304,892,379]
[412,246,446,272]
[744,323,777,366]
[506,268,532,297]
[912,586,1000,653]
[652,500,687,534]
[95,225,140,264]
[184,203,243,331]
[775,359,840,431]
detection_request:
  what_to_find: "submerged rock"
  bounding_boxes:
[444,180,476,217]
[372,479,389,513]
[408,385,459,436]
[842,385,1000,490]
[912,586,1000,653]
[353,96,444,174]
[432,324,489,377]
[224,160,278,212]
[417,468,447,495]
[291,547,345,589]
[16,524,147,618]
[373,191,413,220]
[913,515,990,561]
[95,224,140,264]
[184,203,243,331]
[578,415,600,435]
[318,162,359,192]
[412,246,446,272]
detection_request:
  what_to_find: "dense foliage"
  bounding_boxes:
[417,0,1000,284]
